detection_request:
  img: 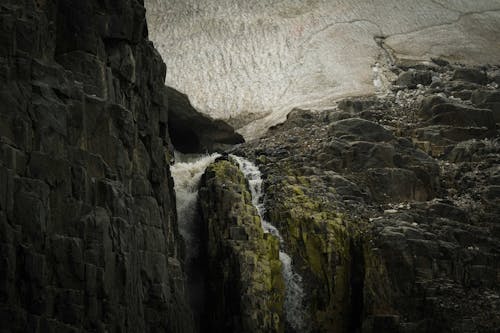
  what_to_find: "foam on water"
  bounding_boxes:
[170,152,220,323]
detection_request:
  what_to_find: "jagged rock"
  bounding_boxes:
[282,108,315,127]
[145,0,500,136]
[471,89,500,123]
[198,157,284,333]
[423,103,495,130]
[394,69,432,88]
[452,68,488,85]
[231,64,500,333]
[167,87,244,153]
[419,95,450,119]
[491,72,500,85]
[0,1,194,332]
[328,118,395,142]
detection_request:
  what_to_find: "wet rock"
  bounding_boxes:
[198,158,284,333]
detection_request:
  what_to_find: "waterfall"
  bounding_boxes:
[170,151,220,323]
[231,155,307,332]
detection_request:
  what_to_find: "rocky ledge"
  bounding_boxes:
[208,62,500,332]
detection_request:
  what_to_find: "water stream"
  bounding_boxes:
[231,155,307,332]
[170,152,220,324]
[171,152,307,331]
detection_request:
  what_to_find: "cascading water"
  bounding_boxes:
[170,152,220,323]
[231,155,308,332]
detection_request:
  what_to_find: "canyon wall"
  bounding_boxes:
[0,0,193,331]
[145,0,500,138]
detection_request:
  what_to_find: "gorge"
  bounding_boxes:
[1,0,500,333]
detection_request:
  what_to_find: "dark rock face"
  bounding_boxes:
[166,87,244,153]
[0,1,193,332]
[394,69,432,88]
[228,64,500,332]
[198,157,284,333]
[452,68,488,85]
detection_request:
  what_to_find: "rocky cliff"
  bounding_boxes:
[0,0,194,332]
[198,157,284,333]
[2,1,500,333]
[167,87,243,154]
[210,62,499,332]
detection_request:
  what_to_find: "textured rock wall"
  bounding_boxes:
[145,0,500,138]
[232,63,500,332]
[198,157,284,333]
[0,0,193,331]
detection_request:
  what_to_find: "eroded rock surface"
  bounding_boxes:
[0,1,193,331]
[224,63,500,332]
[198,156,284,333]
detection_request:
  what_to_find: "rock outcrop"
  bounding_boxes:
[227,63,500,332]
[198,156,284,333]
[167,87,244,153]
[0,1,193,332]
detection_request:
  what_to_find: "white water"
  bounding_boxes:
[170,151,220,322]
[231,155,307,332]
[170,152,220,264]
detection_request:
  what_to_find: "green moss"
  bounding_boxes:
[201,159,285,333]
[262,175,363,332]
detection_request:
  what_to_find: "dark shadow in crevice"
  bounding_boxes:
[349,238,365,333]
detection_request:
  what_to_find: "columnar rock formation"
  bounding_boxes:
[0,0,193,331]
[198,157,284,333]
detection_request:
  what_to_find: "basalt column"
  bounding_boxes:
[0,1,193,332]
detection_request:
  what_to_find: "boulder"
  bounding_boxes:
[452,68,488,85]
[329,118,394,142]
[419,95,449,119]
[471,89,500,122]
[426,103,496,130]
[395,69,432,88]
